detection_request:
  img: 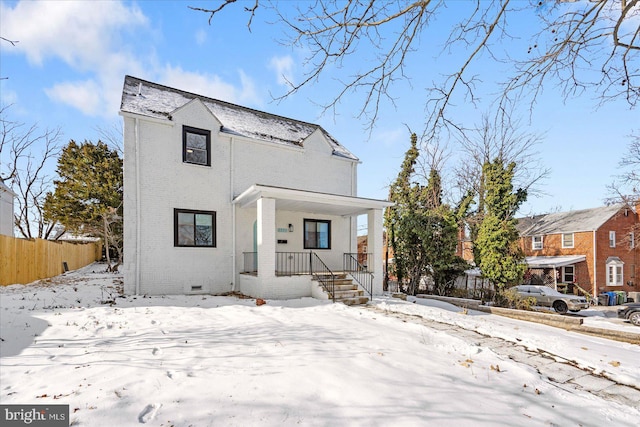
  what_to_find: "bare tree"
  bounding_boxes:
[191,1,639,136]
[0,106,62,239]
[608,131,640,204]
[454,112,549,208]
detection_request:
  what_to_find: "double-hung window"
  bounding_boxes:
[304,219,331,249]
[183,126,211,166]
[175,209,216,247]
[562,233,574,248]
[609,231,616,248]
[606,258,624,286]
[532,236,543,250]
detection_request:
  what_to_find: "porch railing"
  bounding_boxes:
[343,253,373,300]
[276,252,312,275]
[240,251,337,302]
[311,252,335,302]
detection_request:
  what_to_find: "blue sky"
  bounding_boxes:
[0,0,636,218]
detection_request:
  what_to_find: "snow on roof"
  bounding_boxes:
[120,76,358,161]
[517,204,626,236]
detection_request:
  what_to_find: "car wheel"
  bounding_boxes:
[630,312,640,327]
[553,300,568,314]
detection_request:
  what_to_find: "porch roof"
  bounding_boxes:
[232,184,393,216]
[525,255,587,269]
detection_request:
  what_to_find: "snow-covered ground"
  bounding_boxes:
[1,263,639,426]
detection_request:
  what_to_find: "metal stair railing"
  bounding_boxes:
[343,253,373,300]
[310,252,335,302]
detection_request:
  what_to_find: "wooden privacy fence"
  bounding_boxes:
[0,235,102,286]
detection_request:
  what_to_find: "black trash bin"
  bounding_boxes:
[598,294,609,306]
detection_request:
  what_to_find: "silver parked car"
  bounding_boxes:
[513,285,589,314]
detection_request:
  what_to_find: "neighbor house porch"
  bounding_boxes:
[523,255,589,295]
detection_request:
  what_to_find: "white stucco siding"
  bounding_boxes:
[231,130,356,197]
[123,101,235,295]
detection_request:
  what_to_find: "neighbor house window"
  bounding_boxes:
[630,232,635,249]
[562,233,574,248]
[183,126,211,166]
[606,259,623,286]
[609,231,616,248]
[174,209,216,247]
[562,265,575,283]
[532,235,543,250]
[304,219,331,249]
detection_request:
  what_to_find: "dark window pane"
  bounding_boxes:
[304,219,330,249]
[175,209,216,247]
[186,132,207,150]
[178,224,194,245]
[185,148,207,165]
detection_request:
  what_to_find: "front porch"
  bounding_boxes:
[241,251,374,304]
[233,184,392,302]
[523,255,590,296]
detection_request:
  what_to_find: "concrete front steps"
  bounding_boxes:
[315,273,369,306]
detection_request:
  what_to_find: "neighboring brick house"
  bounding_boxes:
[119,76,391,300]
[517,204,639,297]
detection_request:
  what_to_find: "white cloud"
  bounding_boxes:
[0,1,148,69]
[195,29,207,46]
[45,80,102,116]
[0,0,147,117]
[0,1,263,117]
[268,55,295,87]
[161,65,261,106]
[374,127,406,147]
[0,87,18,107]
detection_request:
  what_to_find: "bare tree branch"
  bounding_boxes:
[0,106,62,238]
[192,0,639,136]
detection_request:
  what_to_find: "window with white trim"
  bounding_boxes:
[609,231,616,248]
[562,233,574,248]
[532,235,543,250]
[606,260,623,286]
[630,232,635,249]
[562,265,575,283]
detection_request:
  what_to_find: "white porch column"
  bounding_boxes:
[368,208,384,295]
[257,198,276,278]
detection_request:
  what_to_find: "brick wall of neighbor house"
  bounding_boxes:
[595,209,639,294]
[521,231,595,287]
[123,100,356,296]
[520,207,640,295]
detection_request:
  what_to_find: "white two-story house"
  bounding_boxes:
[119,76,391,303]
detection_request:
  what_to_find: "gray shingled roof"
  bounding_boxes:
[119,75,358,161]
[517,204,626,236]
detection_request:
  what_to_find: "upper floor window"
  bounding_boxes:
[609,231,616,248]
[562,233,574,248]
[174,208,216,247]
[304,219,331,249]
[630,232,635,249]
[532,235,543,250]
[183,126,211,166]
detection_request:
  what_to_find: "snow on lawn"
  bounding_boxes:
[0,263,638,427]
